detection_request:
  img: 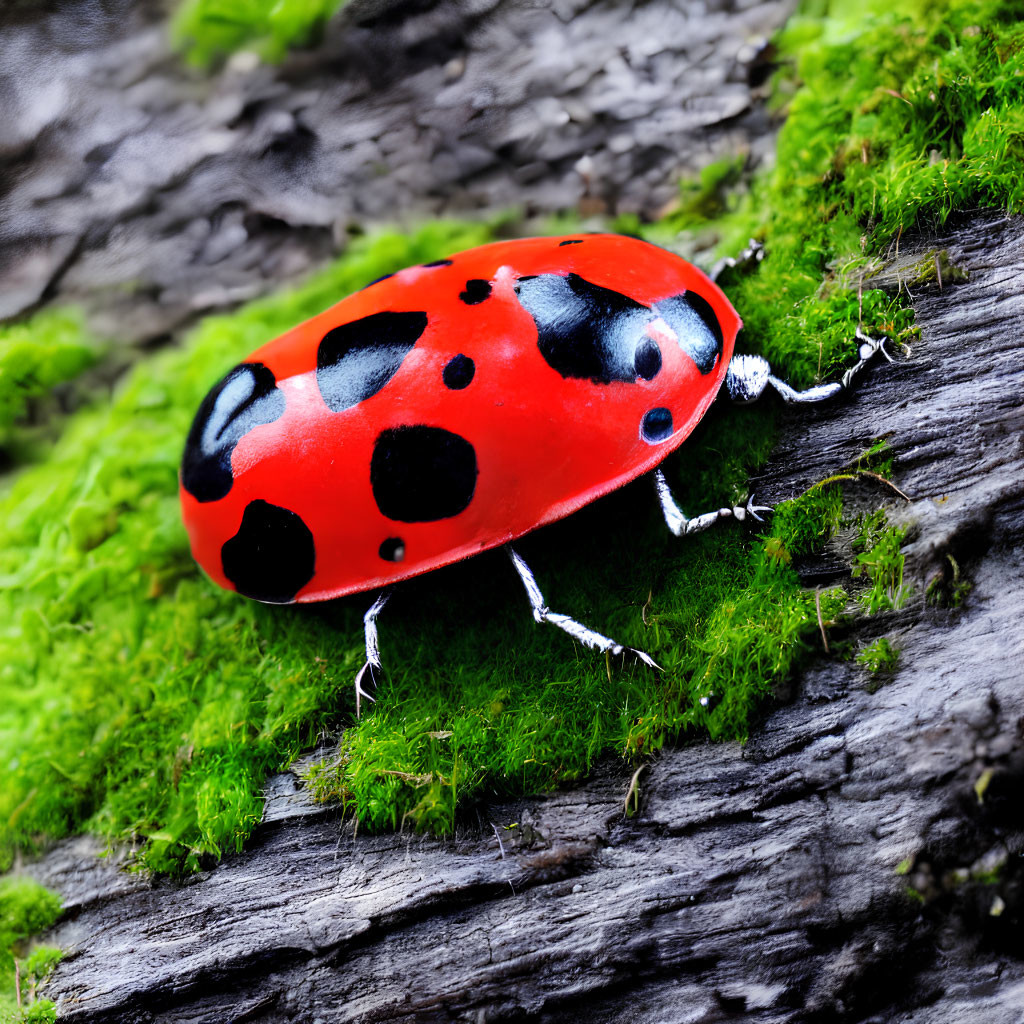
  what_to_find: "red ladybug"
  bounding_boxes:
[181,234,877,710]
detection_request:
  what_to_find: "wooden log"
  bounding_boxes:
[0,0,792,339]
[28,211,1024,1022]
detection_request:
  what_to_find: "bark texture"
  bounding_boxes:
[0,0,791,341]
[27,213,1024,1022]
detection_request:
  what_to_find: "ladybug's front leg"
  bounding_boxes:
[653,468,770,538]
[507,547,660,670]
[354,590,390,718]
[726,330,895,405]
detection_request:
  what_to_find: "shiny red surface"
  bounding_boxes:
[180,234,741,601]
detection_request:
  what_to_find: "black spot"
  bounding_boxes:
[641,407,673,444]
[361,273,393,290]
[379,537,405,562]
[182,363,285,503]
[653,292,724,374]
[558,239,584,246]
[634,338,662,380]
[370,426,477,522]
[459,279,491,305]
[443,354,475,390]
[317,311,427,413]
[221,500,315,603]
[515,273,652,384]
[422,259,453,267]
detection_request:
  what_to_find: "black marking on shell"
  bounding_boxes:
[443,354,475,390]
[653,292,723,374]
[558,239,584,246]
[221,499,315,603]
[317,311,427,413]
[423,259,453,267]
[514,273,653,384]
[182,362,285,504]
[379,537,406,562]
[459,279,492,305]
[370,426,477,523]
[361,273,393,290]
[641,407,674,444]
[634,338,662,380]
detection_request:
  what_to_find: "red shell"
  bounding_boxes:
[180,234,741,603]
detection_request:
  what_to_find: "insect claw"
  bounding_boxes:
[631,649,663,672]
[354,661,378,719]
[854,328,896,364]
[354,589,390,718]
[746,494,773,521]
[709,238,765,283]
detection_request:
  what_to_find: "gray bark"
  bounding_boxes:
[0,0,792,341]
[26,214,1024,1022]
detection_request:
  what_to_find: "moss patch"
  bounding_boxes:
[0,310,99,461]
[305,484,848,825]
[0,222,496,874]
[172,0,349,66]
[852,510,910,613]
[857,636,901,685]
[926,552,973,607]
[0,877,61,1023]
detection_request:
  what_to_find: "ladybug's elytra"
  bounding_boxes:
[180,234,886,710]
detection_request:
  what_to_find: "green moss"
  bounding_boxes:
[857,636,901,683]
[853,439,895,479]
[172,0,349,66]
[926,552,972,607]
[0,222,496,873]
[767,483,844,563]
[304,481,848,826]
[0,309,99,453]
[647,0,1024,392]
[851,511,909,613]
[905,885,927,905]
[0,878,61,1023]
[907,248,970,287]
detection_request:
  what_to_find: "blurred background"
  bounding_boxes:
[0,0,788,345]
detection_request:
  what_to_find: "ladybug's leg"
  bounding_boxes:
[354,590,390,718]
[507,547,660,670]
[726,331,894,405]
[654,468,770,537]
[709,238,764,282]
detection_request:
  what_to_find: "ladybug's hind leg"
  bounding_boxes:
[354,590,390,718]
[654,468,770,537]
[507,547,660,670]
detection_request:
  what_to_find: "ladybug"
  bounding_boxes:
[180,234,885,711]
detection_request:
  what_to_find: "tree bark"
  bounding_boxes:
[27,211,1024,1022]
[0,0,791,341]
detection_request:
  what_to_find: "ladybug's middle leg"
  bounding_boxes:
[354,590,390,718]
[507,547,660,670]
[653,468,769,538]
